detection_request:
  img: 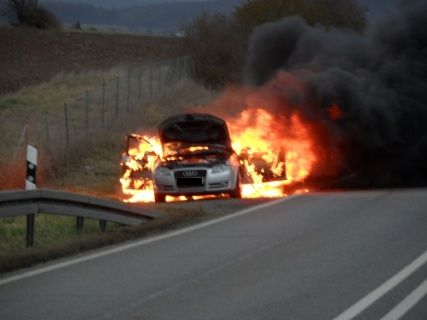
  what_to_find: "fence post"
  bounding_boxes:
[115,77,120,119]
[149,64,153,98]
[25,145,37,248]
[64,103,70,167]
[158,63,162,92]
[44,112,50,143]
[126,67,131,112]
[138,67,142,105]
[85,90,90,138]
[176,57,181,80]
[101,81,106,129]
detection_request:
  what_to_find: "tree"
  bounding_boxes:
[183,13,244,88]
[234,0,305,36]
[235,0,366,35]
[1,0,60,29]
[305,0,366,32]
[185,0,367,88]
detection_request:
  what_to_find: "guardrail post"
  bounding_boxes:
[99,220,107,232]
[26,214,35,247]
[76,216,84,231]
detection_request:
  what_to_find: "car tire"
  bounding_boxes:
[154,193,166,203]
[229,173,242,199]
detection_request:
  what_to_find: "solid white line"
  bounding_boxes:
[379,278,427,320]
[0,195,298,287]
[332,250,427,320]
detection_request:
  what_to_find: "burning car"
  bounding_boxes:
[120,109,314,203]
[153,114,242,202]
[120,114,242,203]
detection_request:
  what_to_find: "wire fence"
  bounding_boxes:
[42,56,191,152]
[1,56,192,189]
[39,57,190,153]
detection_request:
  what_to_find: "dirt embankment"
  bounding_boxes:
[0,27,188,95]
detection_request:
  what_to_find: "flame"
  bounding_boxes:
[120,134,161,203]
[120,108,316,203]
[227,108,315,199]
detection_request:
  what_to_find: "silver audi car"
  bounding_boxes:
[153,114,242,202]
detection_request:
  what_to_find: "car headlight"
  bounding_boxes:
[211,164,230,174]
[155,167,171,176]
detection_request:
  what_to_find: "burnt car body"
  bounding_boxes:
[153,114,241,202]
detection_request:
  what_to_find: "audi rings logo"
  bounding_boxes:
[182,170,198,177]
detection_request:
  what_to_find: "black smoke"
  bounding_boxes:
[245,1,427,187]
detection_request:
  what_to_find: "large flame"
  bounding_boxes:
[227,108,315,199]
[120,108,316,203]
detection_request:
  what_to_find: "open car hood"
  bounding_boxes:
[158,114,232,150]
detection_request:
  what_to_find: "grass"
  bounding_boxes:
[0,66,132,161]
[0,197,266,274]
[0,63,216,192]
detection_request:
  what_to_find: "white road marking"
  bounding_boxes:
[333,249,427,320]
[0,195,298,287]
[379,278,427,320]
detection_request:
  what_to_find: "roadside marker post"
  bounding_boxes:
[26,145,37,247]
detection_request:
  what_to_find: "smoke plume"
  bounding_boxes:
[244,1,427,187]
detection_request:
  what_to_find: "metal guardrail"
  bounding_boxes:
[0,189,161,246]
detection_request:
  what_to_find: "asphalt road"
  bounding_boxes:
[1,189,427,320]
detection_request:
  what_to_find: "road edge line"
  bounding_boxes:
[379,278,427,320]
[332,249,427,320]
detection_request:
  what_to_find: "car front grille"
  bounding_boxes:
[175,169,206,188]
[174,170,207,178]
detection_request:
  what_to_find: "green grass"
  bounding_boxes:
[0,214,121,251]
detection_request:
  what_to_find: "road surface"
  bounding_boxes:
[1,189,426,320]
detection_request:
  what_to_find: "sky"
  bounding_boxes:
[40,0,399,16]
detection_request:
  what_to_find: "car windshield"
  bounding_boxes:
[163,142,230,158]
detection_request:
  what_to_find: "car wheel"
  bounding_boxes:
[229,173,242,199]
[154,193,166,203]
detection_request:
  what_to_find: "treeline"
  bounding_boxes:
[42,0,244,31]
[184,0,367,88]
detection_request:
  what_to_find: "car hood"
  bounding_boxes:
[158,114,232,149]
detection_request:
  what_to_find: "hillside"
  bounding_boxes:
[42,0,244,33]
[0,27,187,95]
[40,0,400,33]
